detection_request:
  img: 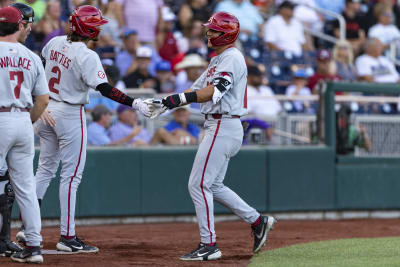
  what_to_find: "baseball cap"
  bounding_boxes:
[0,6,23,24]
[123,29,137,38]
[136,46,152,58]
[91,105,111,122]
[162,6,176,21]
[117,104,135,114]
[293,69,309,79]
[279,1,296,10]
[317,49,332,61]
[156,60,171,72]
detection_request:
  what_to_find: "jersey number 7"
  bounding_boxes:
[49,66,61,94]
[9,71,24,99]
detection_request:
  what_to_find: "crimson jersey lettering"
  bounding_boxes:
[0,56,31,70]
[50,50,72,69]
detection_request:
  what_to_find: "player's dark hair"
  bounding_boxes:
[67,31,90,42]
[0,23,19,36]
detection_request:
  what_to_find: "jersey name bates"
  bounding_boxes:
[50,50,71,69]
[0,56,31,70]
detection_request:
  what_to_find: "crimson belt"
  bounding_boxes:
[205,114,240,120]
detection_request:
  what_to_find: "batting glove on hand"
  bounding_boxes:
[143,98,167,119]
[162,94,184,109]
[133,98,153,118]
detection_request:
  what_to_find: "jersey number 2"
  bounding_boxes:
[9,71,24,99]
[48,66,61,94]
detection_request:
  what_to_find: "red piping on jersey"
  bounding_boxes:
[67,105,84,237]
[244,85,248,108]
[200,119,221,244]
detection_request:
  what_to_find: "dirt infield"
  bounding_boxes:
[1,219,400,266]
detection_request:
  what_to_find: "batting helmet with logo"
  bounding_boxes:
[69,5,107,39]
[203,12,240,46]
[10,3,34,23]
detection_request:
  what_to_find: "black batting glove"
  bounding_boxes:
[162,94,182,109]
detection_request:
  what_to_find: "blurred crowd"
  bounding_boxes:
[3,0,400,146]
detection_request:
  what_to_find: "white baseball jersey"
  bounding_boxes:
[191,47,248,116]
[0,41,48,108]
[41,36,107,104]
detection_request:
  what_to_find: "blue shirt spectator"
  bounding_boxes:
[87,105,112,146]
[315,0,345,20]
[215,0,263,37]
[164,120,200,139]
[88,122,111,146]
[108,105,151,146]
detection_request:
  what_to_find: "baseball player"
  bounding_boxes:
[0,2,35,257]
[15,5,154,253]
[160,12,277,261]
[0,6,49,263]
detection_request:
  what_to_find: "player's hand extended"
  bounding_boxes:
[39,110,56,127]
[133,98,154,118]
[143,98,167,119]
[162,94,182,109]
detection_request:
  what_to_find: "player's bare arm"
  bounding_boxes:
[30,94,49,123]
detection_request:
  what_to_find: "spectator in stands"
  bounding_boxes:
[35,0,65,48]
[332,40,357,82]
[98,0,124,51]
[285,69,314,113]
[0,0,13,8]
[109,105,151,146]
[154,60,175,93]
[361,0,400,35]
[175,19,207,55]
[263,1,307,56]
[123,46,157,89]
[150,106,200,145]
[355,38,400,83]
[336,104,371,155]
[115,0,164,45]
[215,0,264,38]
[87,105,113,146]
[157,6,179,62]
[308,49,341,92]
[247,65,282,117]
[16,0,46,20]
[333,0,366,55]
[178,0,211,32]
[368,3,400,50]
[116,29,140,77]
[175,53,207,109]
[86,59,126,113]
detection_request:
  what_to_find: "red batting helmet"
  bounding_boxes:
[203,12,240,46]
[69,5,107,39]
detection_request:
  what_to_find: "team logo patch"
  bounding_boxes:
[98,71,105,79]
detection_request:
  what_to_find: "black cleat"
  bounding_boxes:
[0,240,23,257]
[180,242,222,261]
[11,246,43,264]
[252,215,277,253]
[56,236,99,253]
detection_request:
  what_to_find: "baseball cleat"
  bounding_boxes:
[11,246,43,264]
[252,215,277,253]
[0,240,23,257]
[180,242,222,261]
[56,236,99,253]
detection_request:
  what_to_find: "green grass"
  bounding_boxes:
[249,237,400,267]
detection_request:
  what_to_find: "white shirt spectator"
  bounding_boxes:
[368,23,400,45]
[263,14,306,56]
[355,54,400,83]
[285,84,312,111]
[247,85,282,117]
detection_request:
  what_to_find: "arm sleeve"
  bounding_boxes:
[96,83,134,107]
[80,51,108,89]
[211,54,238,104]
[32,55,50,96]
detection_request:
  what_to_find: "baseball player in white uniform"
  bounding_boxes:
[15,5,154,253]
[0,6,49,264]
[0,2,34,258]
[159,12,276,261]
